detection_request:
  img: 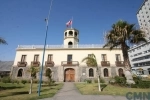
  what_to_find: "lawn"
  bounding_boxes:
[0,82,63,100]
[75,83,150,96]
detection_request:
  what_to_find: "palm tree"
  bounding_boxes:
[82,53,101,91]
[27,66,39,94]
[0,37,7,44]
[103,20,147,83]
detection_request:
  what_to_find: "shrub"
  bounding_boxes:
[86,79,92,83]
[114,76,126,86]
[94,78,105,83]
[21,80,27,84]
[33,80,38,83]
[2,77,11,83]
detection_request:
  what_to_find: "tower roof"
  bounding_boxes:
[64,28,79,32]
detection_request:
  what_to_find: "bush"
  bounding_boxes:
[94,78,105,83]
[86,79,92,83]
[21,80,27,84]
[33,80,38,83]
[114,76,126,86]
[1,77,11,83]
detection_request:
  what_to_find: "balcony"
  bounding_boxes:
[31,61,40,67]
[61,61,79,66]
[45,61,54,67]
[115,61,125,67]
[17,61,27,67]
[101,61,110,67]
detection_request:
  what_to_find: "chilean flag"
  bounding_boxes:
[66,20,72,27]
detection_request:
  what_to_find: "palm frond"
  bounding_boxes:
[0,37,7,44]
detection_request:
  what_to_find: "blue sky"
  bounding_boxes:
[0,0,143,61]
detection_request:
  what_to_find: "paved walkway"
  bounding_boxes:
[40,82,127,100]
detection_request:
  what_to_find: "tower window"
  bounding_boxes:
[69,31,73,36]
[65,32,67,36]
[68,41,73,48]
[75,32,78,37]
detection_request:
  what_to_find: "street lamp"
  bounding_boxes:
[38,0,54,96]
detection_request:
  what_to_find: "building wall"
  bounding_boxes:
[137,0,150,40]
[128,40,150,75]
[13,49,123,67]
[11,48,125,82]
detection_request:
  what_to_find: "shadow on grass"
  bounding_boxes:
[0,86,24,91]
[0,91,29,97]
[41,84,59,87]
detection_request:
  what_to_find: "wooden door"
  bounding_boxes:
[65,68,75,82]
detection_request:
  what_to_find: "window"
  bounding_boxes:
[67,55,72,61]
[118,68,124,77]
[115,54,121,61]
[34,55,39,62]
[101,54,107,61]
[17,69,23,77]
[21,55,26,62]
[89,68,94,77]
[47,54,53,61]
[104,68,109,77]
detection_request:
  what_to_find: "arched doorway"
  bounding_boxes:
[104,68,109,77]
[17,69,23,77]
[118,68,124,77]
[68,42,73,48]
[148,68,150,75]
[64,68,75,82]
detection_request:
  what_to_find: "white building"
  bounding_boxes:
[128,0,150,76]
[128,41,150,76]
[11,28,125,82]
[137,0,150,40]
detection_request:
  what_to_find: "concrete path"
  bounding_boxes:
[40,82,127,100]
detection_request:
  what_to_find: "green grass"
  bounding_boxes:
[0,82,63,100]
[75,83,150,96]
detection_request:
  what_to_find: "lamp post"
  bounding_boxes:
[38,0,53,96]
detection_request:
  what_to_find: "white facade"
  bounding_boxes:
[11,28,125,82]
[128,40,150,75]
[137,0,150,40]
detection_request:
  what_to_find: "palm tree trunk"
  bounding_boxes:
[97,67,101,92]
[98,75,101,91]
[29,77,33,94]
[121,43,135,84]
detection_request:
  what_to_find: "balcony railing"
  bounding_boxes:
[31,61,40,67]
[17,44,121,49]
[17,61,27,67]
[101,61,110,67]
[45,61,54,67]
[115,61,125,67]
[61,61,79,66]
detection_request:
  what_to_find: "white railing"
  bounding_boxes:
[17,44,115,49]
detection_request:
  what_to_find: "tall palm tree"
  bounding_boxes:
[103,20,147,83]
[27,66,39,94]
[82,53,101,91]
[0,37,7,44]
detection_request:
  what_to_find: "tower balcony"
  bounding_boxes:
[31,61,40,67]
[101,61,110,67]
[45,61,54,67]
[17,61,27,67]
[61,61,79,66]
[115,61,125,67]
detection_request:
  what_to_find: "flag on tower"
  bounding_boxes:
[66,20,72,27]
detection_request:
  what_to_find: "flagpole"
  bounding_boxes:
[71,16,73,29]
[38,0,54,96]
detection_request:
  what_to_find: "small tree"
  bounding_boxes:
[27,66,39,94]
[45,68,52,86]
[82,53,101,91]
